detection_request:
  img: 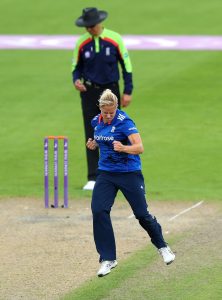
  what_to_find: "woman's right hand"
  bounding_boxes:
[86,138,98,150]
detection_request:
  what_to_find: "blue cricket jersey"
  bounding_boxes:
[91,109,141,172]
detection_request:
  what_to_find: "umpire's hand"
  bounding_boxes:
[74,79,87,92]
[121,94,132,107]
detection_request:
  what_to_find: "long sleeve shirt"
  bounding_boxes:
[71,28,133,95]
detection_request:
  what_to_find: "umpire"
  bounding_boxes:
[72,7,133,190]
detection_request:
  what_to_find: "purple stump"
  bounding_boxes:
[44,138,49,208]
[63,138,68,208]
[54,138,59,208]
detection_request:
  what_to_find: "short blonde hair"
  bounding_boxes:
[98,89,118,108]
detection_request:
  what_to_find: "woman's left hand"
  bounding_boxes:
[113,134,144,155]
[113,141,125,152]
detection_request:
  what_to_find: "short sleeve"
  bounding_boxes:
[121,119,139,136]
[91,115,99,128]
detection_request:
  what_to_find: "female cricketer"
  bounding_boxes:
[86,89,175,277]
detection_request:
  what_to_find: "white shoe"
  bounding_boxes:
[97,260,118,277]
[159,246,175,265]
[82,181,95,190]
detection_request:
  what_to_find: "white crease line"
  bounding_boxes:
[127,200,204,220]
[168,201,204,221]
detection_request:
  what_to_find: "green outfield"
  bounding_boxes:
[0,0,222,34]
[0,0,221,299]
[0,50,221,200]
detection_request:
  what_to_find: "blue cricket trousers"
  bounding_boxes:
[91,170,167,262]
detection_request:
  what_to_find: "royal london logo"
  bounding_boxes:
[85,51,90,58]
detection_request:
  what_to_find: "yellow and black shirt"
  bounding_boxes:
[71,28,133,95]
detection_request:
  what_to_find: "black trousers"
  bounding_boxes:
[80,82,120,181]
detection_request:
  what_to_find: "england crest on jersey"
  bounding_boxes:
[106,47,110,56]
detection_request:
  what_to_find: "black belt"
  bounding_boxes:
[84,80,118,89]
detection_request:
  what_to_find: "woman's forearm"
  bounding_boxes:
[122,143,144,154]
[113,140,144,154]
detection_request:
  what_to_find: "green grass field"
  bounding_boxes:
[0,0,222,34]
[0,0,222,299]
[0,50,221,200]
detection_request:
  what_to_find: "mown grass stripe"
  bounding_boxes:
[62,244,159,300]
[62,237,178,300]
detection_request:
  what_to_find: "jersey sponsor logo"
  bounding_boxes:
[128,127,137,131]
[117,113,126,121]
[111,126,116,133]
[94,135,114,141]
[85,51,90,58]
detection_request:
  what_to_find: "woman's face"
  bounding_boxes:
[100,105,117,123]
